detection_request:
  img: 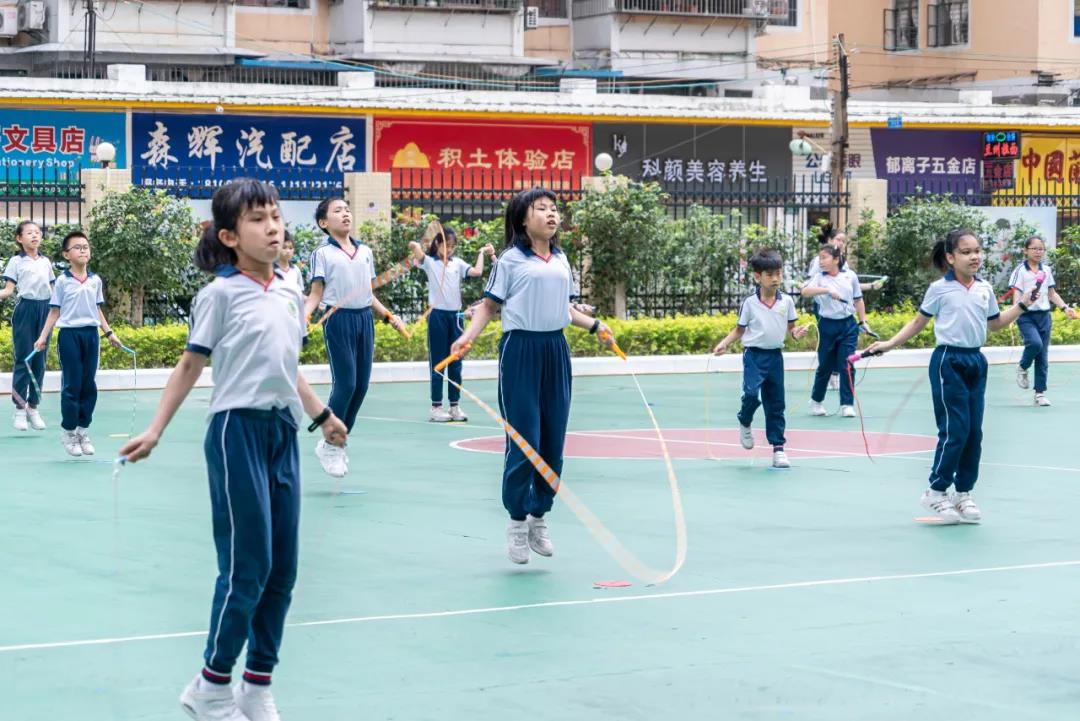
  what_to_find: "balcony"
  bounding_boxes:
[573,0,786,20]
[883,7,918,51]
[928,1,969,48]
[371,0,523,10]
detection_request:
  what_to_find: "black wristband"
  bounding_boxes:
[102,329,114,339]
[589,319,600,334]
[1018,301,1029,312]
[307,407,332,433]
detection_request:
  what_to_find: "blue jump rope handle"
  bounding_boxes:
[23,349,38,364]
[114,455,128,466]
[120,345,136,355]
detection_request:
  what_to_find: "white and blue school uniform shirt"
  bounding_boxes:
[1008,262,1054,312]
[422,254,471,311]
[309,237,374,309]
[919,271,1000,347]
[3,253,55,300]
[281,264,304,293]
[484,245,573,332]
[805,255,847,279]
[737,291,798,349]
[50,270,104,327]
[809,269,862,319]
[186,266,308,425]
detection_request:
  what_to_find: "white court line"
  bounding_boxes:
[3,559,1078,655]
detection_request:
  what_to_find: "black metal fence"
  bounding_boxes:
[0,165,84,228]
[391,168,583,221]
[887,177,1080,231]
[627,176,849,316]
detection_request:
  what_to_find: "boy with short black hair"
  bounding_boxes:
[713,249,808,468]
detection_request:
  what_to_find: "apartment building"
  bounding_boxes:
[757,0,1080,104]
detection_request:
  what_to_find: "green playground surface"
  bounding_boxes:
[4,361,1080,720]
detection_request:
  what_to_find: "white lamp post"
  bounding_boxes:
[95,141,116,169]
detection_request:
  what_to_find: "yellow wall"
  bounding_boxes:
[234,2,331,57]
[525,25,572,62]
[758,0,1077,91]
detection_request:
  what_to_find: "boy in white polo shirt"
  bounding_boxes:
[713,249,808,469]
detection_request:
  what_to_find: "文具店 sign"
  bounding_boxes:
[0,109,125,175]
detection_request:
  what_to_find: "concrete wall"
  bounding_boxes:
[525,24,572,61]
[364,7,523,57]
[49,0,234,49]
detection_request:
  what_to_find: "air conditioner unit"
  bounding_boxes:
[0,6,18,37]
[525,6,539,29]
[18,1,45,31]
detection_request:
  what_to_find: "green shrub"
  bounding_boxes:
[0,308,1072,372]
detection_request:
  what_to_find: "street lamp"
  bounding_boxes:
[96,141,116,169]
[594,152,613,173]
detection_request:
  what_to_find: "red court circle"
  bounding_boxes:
[451,428,938,460]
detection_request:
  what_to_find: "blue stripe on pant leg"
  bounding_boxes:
[427,310,452,404]
[1017,312,1041,372]
[57,328,82,431]
[497,331,542,521]
[77,328,99,429]
[344,309,375,432]
[11,299,49,408]
[447,314,463,405]
[759,351,787,448]
[737,350,766,428]
[246,411,300,675]
[927,347,975,493]
[954,353,987,493]
[835,320,859,406]
[531,333,572,518]
[203,410,274,677]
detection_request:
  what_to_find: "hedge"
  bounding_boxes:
[1,306,1075,372]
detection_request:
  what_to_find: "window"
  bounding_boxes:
[528,0,568,17]
[767,0,797,28]
[928,1,968,47]
[884,0,918,51]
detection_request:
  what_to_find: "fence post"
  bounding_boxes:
[344,172,392,232]
[80,167,132,226]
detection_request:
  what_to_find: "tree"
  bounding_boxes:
[86,188,198,325]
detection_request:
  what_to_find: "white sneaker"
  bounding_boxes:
[809,401,827,416]
[448,405,468,422]
[315,439,347,478]
[506,520,530,564]
[76,427,95,455]
[1016,365,1030,389]
[840,405,857,418]
[233,681,280,721]
[26,408,46,430]
[920,489,961,524]
[772,450,791,468]
[428,406,451,422]
[60,430,83,457]
[180,675,251,721]
[950,491,982,523]
[828,373,840,391]
[13,409,27,431]
[1034,393,1051,407]
[526,514,554,557]
[739,423,754,450]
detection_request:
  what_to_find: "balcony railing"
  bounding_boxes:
[371,0,523,10]
[528,0,568,17]
[573,0,786,20]
[928,1,969,48]
[883,6,919,51]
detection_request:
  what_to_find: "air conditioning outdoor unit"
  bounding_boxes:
[0,6,19,37]
[18,0,45,31]
[525,6,539,29]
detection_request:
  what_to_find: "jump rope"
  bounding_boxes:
[432,332,688,586]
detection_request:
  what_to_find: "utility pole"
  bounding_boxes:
[829,33,849,197]
[83,0,97,79]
